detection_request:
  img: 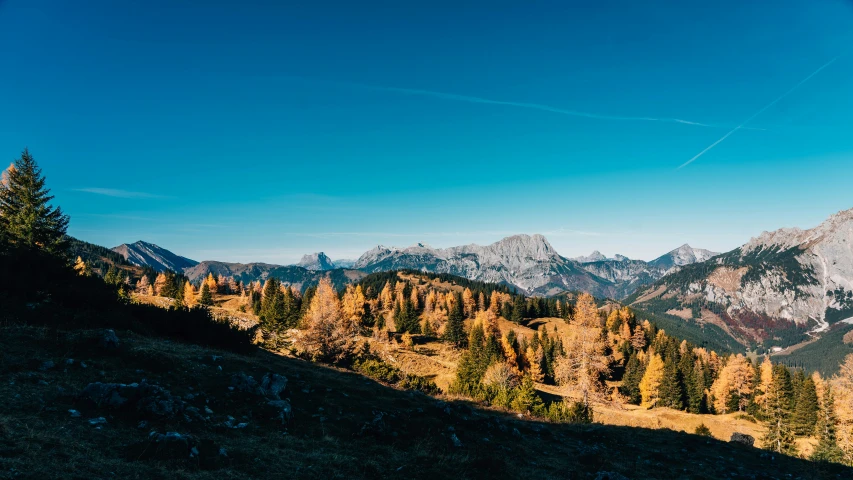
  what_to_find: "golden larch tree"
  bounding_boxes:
[832,354,853,464]
[153,273,167,296]
[555,292,609,407]
[710,354,755,414]
[183,281,196,308]
[462,288,476,318]
[639,353,665,408]
[298,278,353,361]
[527,346,545,383]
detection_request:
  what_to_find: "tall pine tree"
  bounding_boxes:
[810,385,844,463]
[0,149,69,255]
[762,365,798,456]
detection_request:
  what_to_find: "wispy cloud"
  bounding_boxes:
[300,77,763,131]
[73,188,172,199]
[678,55,841,169]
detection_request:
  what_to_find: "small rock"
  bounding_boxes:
[89,417,107,426]
[450,433,462,447]
[204,406,214,415]
[80,362,88,369]
[512,428,521,438]
[68,409,82,418]
[100,329,120,350]
[266,400,293,425]
[39,360,56,371]
[65,359,75,366]
[729,432,755,447]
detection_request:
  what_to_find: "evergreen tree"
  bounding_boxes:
[260,278,286,332]
[792,376,819,436]
[443,292,466,347]
[199,282,213,306]
[811,385,844,463]
[762,365,799,456]
[0,149,69,255]
[510,295,525,323]
[620,352,645,404]
[510,374,544,413]
[658,353,684,409]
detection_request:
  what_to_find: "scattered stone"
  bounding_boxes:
[266,400,293,425]
[450,433,462,448]
[512,428,521,438]
[127,431,224,468]
[88,417,107,426]
[39,360,55,371]
[68,409,81,418]
[65,359,74,366]
[594,472,630,480]
[230,372,288,400]
[81,380,184,418]
[99,329,120,350]
[204,406,214,415]
[729,432,754,447]
[80,362,88,369]
[138,421,148,429]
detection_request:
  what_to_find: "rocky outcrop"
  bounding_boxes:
[729,432,755,447]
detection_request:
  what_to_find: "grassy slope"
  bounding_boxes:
[2,324,848,480]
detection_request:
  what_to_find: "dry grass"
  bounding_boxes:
[0,323,847,479]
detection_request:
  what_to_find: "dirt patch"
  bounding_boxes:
[632,285,667,304]
[708,267,748,293]
[666,308,693,320]
[844,329,853,345]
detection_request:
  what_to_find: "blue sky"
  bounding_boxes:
[2,0,852,263]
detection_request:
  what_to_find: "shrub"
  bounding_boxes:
[544,400,593,424]
[354,359,402,384]
[695,423,713,437]
[400,374,440,395]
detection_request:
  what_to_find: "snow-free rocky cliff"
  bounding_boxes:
[295,252,336,271]
[630,207,853,347]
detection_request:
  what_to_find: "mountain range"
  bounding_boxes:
[107,207,853,367]
[113,235,716,299]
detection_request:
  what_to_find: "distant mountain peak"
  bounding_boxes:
[112,240,198,273]
[649,244,719,269]
[296,252,335,271]
[574,250,608,263]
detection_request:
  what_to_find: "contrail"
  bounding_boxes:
[289,76,762,130]
[357,84,761,129]
[678,56,840,169]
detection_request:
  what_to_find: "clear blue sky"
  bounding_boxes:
[2,0,852,263]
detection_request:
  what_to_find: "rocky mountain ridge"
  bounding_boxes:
[295,252,335,271]
[627,208,853,355]
[112,241,198,273]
